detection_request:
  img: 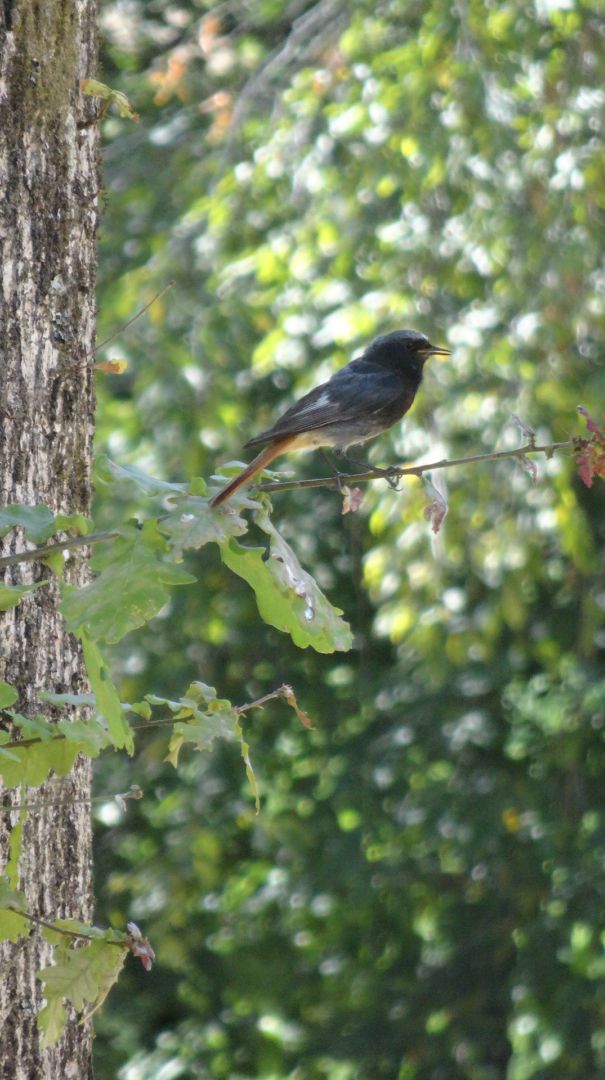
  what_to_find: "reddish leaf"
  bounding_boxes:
[341,486,364,514]
[423,478,448,535]
[94,359,128,375]
[578,405,605,442]
[594,449,605,479]
[126,922,156,971]
[576,450,594,488]
[282,684,314,730]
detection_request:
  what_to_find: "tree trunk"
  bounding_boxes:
[0,2,99,1076]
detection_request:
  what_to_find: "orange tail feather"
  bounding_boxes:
[209,438,292,508]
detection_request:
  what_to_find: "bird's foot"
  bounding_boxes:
[366,464,402,490]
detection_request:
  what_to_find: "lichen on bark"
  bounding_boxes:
[8,0,79,124]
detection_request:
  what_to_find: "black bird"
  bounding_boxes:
[210,329,449,507]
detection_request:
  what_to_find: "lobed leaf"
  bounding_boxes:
[38,938,126,1047]
[60,521,195,644]
[94,455,187,497]
[0,505,89,544]
[219,509,352,653]
[0,505,57,543]
[80,635,134,753]
[0,580,50,612]
[159,490,251,558]
[163,681,239,766]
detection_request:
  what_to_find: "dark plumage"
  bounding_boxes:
[210,330,449,507]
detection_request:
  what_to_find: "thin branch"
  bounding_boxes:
[257,439,578,495]
[235,684,294,714]
[228,0,347,140]
[94,280,175,354]
[0,686,300,752]
[0,529,118,571]
[8,906,125,947]
[0,785,142,815]
[0,439,580,570]
[1,796,95,813]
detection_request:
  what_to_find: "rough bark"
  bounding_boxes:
[0,1,99,1076]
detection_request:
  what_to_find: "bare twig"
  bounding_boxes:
[0,785,143,815]
[7,906,125,947]
[94,280,175,355]
[0,439,579,571]
[229,0,347,138]
[0,530,118,571]
[0,687,307,753]
[256,439,577,495]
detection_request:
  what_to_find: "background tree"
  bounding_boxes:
[0,2,99,1075]
[91,1,605,1077]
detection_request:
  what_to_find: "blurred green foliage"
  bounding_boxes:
[94,0,605,1076]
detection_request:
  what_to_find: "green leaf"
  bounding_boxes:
[37,995,67,1049]
[0,506,89,550]
[166,707,239,767]
[163,681,238,765]
[220,516,353,653]
[56,718,112,756]
[127,700,152,720]
[188,476,208,496]
[42,918,125,945]
[0,880,27,908]
[0,734,80,789]
[0,580,50,612]
[0,907,30,943]
[159,492,251,559]
[146,680,220,713]
[95,455,186,497]
[80,635,134,753]
[60,522,195,644]
[0,882,29,940]
[54,513,90,536]
[6,711,55,741]
[38,938,127,1046]
[0,681,18,708]
[0,710,110,788]
[0,504,57,543]
[237,718,260,813]
[40,692,97,708]
[81,79,139,121]
[162,682,259,806]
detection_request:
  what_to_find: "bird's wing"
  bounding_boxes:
[245,362,403,447]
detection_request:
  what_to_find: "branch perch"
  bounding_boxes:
[0,438,580,570]
[257,439,577,495]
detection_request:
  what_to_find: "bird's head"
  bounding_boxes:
[365,329,450,374]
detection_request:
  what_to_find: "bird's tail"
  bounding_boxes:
[209,438,291,508]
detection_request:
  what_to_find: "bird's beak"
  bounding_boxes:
[425,343,450,359]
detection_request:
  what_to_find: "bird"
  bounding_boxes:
[209,329,449,507]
